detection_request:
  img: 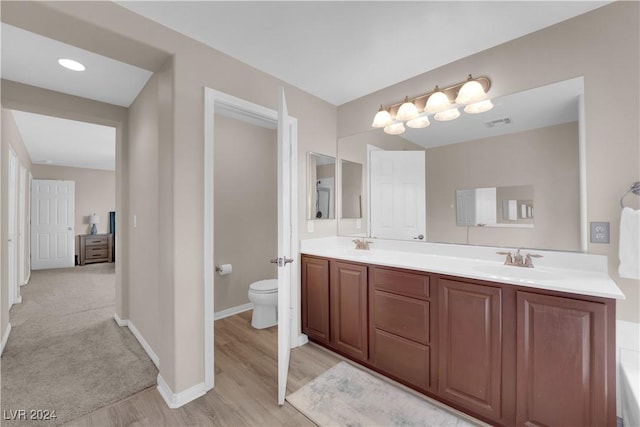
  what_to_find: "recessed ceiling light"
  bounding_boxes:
[58,58,85,71]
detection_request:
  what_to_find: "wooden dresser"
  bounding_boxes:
[78,234,113,265]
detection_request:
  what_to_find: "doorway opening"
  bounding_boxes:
[204,88,300,403]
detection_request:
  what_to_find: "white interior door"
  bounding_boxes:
[276,87,292,405]
[7,149,18,307]
[18,164,26,287]
[31,179,75,270]
[370,150,426,241]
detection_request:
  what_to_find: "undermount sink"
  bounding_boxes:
[473,264,562,282]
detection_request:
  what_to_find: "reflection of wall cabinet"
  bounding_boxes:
[300,254,616,427]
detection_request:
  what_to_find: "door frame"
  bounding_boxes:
[203,87,300,391]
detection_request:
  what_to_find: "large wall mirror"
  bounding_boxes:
[307,152,336,220]
[337,77,586,251]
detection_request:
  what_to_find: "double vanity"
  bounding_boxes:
[300,236,624,427]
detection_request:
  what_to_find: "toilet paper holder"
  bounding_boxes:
[215,264,232,275]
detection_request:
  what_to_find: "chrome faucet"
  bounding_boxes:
[353,239,372,250]
[496,248,543,268]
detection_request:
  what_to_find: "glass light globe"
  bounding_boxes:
[464,99,494,114]
[425,87,451,114]
[372,106,393,128]
[383,122,406,135]
[455,76,487,104]
[396,97,419,121]
[406,116,431,129]
[434,108,460,121]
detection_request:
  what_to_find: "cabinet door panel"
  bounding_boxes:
[372,329,430,390]
[516,291,608,427]
[301,256,330,345]
[373,290,430,344]
[439,278,502,421]
[331,261,368,361]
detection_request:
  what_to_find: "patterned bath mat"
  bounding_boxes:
[287,361,479,427]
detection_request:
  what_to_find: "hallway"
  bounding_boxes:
[1,264,157,425]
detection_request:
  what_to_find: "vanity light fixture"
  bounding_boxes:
[58,58,86,71]
[373,75,492,135]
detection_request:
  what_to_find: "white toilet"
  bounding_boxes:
[248,279,278,329]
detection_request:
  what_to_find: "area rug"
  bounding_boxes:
[1,264,158,425]
[287,361,477,427]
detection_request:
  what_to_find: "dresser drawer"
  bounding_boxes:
[86,247,109,259]
[373,290,430,344]
[85,236,108,247]
[372,267,430,300]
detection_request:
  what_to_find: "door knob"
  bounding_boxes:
[283,257,294,265]
[270,258,280,265]
[413,234,424,240]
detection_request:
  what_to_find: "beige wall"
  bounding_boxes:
[337,2,640,322]
[0,108,33,350]
[1,0,338,393]
[127,72,161,359]
[31,165,115,236]
[214,114,277,312]
[426,122,580,250]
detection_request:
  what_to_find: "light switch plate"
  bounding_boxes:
[590,221,610,243]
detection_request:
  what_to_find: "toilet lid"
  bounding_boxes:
[250,279,278,293]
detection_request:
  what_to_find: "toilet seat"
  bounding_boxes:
[249,279,278,293]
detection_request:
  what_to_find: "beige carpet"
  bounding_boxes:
[287,361,479,427]
[1,263,158,426]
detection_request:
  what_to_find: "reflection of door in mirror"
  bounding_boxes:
[370,150,426,240]
[341,160,363,219]
[307,152,336,220]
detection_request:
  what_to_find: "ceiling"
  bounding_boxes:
[11,111,116,171]
[117,1,608,105]
[1,1,607,170]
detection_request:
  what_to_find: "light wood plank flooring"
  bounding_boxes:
[67,311,341,426]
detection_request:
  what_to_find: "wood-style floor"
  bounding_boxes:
[67,311,341,426]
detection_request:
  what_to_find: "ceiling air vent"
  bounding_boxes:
[484,117,511,128]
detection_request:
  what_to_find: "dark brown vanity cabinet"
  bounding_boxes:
[516,291,614,427]
[369,267,433,392]
[300,254,616,427]
[301,255,330,345]
[300,255,368,361]
[438,278,512,424]
[330,261,369,361]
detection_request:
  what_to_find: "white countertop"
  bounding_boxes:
[300,237,625,300]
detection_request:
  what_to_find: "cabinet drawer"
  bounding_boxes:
[372,267,430,300]
[372,329,430,391]
[85,236,108,246]
[86,248,109,259]
[374,290,430,344]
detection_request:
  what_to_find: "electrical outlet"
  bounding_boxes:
[590,221,610,244]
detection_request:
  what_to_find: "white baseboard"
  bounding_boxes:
[113,313,159,368]
[113,312,128,327]
[157,374,206,409]
[214,302,253,321]
[1,323,12,355]
[15,295,22,304]
[297,333,309,347]
[22,271,31,286]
